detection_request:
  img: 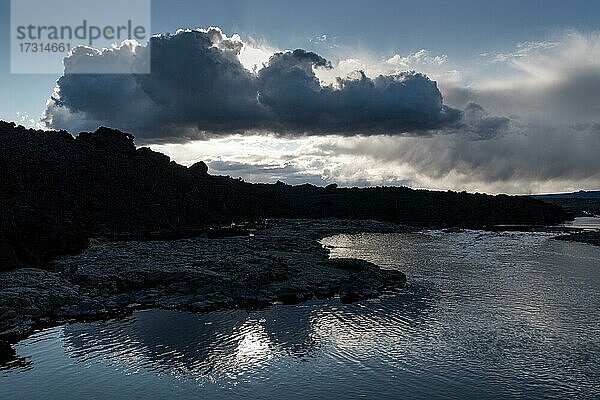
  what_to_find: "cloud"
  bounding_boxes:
[445,31,600,125]
[44,29,260,141]
[43,27,466,142]
[314,48,460,90]
[386,49,448,68]
[207,160,327,185]
[309,122,600,192]
[460,102,510,140]
[256,49,460,134]
[308,33,340,49]
[480,40,560,63]
[41,28,600,193]
[152,116,600,194]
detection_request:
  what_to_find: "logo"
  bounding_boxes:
[10,0,151,74]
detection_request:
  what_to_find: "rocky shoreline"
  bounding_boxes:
[0,219,412,356]
[554,231,600,246]
[1,122,572,272]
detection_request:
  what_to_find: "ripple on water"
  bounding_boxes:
[2,222,600,399]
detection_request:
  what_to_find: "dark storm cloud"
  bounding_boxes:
[43,28,469,142]
[444,68,600,127]
[257,54,461,133]
[44,29,261,140]
[461,102,510,140]
[315,123,600,186]
[131,31,600,192]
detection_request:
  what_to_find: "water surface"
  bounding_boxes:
[2,219,600,399]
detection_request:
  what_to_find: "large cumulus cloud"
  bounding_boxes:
[43,27,465,142]
[256,50,460,133]
[42,27,600,193]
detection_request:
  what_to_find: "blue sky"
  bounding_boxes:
[1,0,600,193]
[150,0,599,56]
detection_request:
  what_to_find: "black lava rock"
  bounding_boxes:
[0,121,571,268]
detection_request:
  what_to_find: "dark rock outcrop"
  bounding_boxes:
[0,340,15,361]
[0,120,570,269]
[0,219,410,342]
[0,206,89,271]
[533,191,600,217]
[189,161,209,175]
[555,231,600,246]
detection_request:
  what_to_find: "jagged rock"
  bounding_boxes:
[0,340,16,361]
[189,161,209,175]
[314,286,337,299]
[77,127,136,154]
[276,290,307,305]
[339,282,362,304]
[0,119,574,346]
[0,219,415,341]
[0,206,90,269]
[190,300,214,312]
[0,242,20,272]
[0,120,570,271]
[136,146,171,163]
[331,258,370,271]
[160,295,194,308]
[78,299,106,317]
[0,309,17,321]
[168,282,192,294]
[555,231,600,246]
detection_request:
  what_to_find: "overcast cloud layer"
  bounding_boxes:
[44,28,600,193]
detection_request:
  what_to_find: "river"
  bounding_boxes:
[1,218,599,399]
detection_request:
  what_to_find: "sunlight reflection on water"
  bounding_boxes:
[2,220,600,399]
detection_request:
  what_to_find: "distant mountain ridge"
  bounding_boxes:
[532,191,600,199]
[531,191,600,217]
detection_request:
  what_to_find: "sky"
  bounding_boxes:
[1,0,600,194]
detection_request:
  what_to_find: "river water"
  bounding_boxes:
[2,219,600,399]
